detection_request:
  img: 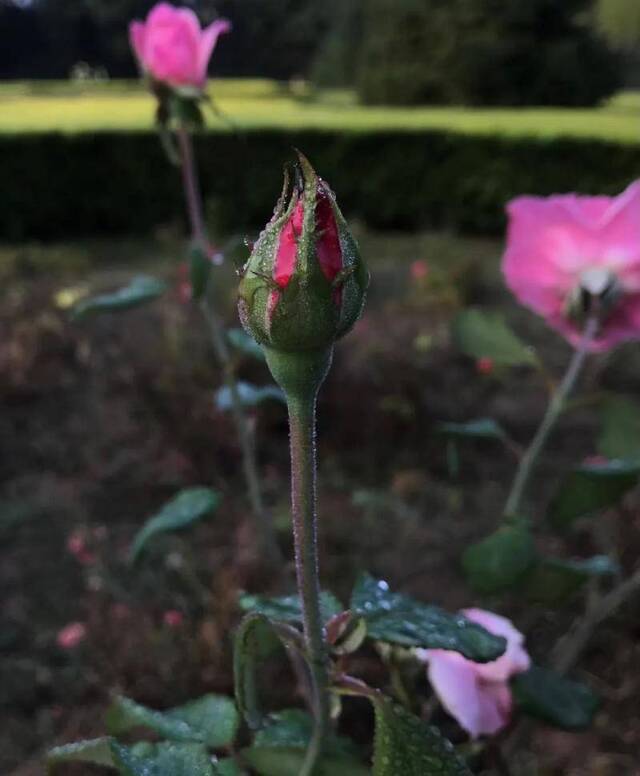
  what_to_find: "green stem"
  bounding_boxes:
[287,392,330,776]
[176,126,281,565]
[503,317,598,518]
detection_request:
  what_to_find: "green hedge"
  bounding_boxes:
[2,129,639,240]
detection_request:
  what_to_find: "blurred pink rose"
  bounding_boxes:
[66,532,97,566]
[56,622,87,650]
[503,181,640,352]
[129,3,231,92]
[163,609,184,628]
[419,608,530,739]
[410,259,430,281]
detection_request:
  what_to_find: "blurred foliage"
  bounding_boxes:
[596,0,640,49]
[0,0,626,107]
[0,0,333,80]
[355,0,621,106]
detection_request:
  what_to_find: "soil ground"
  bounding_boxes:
[2,229,640,775]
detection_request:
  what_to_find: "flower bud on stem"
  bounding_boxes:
[266,347,333,776]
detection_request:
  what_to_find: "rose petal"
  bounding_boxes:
[129,21,147,65]
[426,651,508,738]
[198,19,232,86]
[462,608,530,683]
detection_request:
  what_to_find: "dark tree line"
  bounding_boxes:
[0,0,623,105]
[0,0,334,79]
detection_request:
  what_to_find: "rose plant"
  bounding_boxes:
[45,4,637,775]
[69,2,282,567]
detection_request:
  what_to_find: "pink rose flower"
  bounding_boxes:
[419,608,530,739]
[503,181,640,352]
[129,3,231,92]
[56,622,87,650]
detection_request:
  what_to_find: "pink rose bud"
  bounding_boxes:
[503,181,640,351]
[418,608,530,739]
[66,532,97,566]
[66,532,86,557]
[56,622,87,650]
[410,259,429,281]
[163,609,184,628]
[476,357,494,375]
[129,3,231,94]
[238,153,368,354]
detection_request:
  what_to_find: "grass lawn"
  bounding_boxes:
[0,79,638,142]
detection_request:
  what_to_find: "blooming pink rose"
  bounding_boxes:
[419,608,530,739]
[129,3,231,92]
[56,622,87,650]
[503,181,640,352]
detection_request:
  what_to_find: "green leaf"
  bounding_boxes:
[228,328,266,361]
[525,555,619,605]
[234,613,286,730]
[72,275,167,319]
[254,710,357,756]
[216,759,242,776]
[215,382,286,412]
[452,308,536,367]
[548,460,640,529]
[242,710,368,776]
[372,696,471,776]
[436,418,507,442]
[47,738,115,771]
[242,748,368,776]
[238,591,343,625]
[350,574,505,662]
[462,522,536,594]
[598,395,640,461]
[106,694,239,749]
[110,741,216,776]
[130,487,220,562]
[512,665,600,730]
[189,245,212,301]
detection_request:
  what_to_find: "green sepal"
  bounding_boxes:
[263,346,334,402]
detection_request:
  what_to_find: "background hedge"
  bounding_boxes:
[2,129,639,241]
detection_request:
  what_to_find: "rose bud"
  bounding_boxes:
[129,3,231,129]
[129,3,231,97]
[238,153,368,359]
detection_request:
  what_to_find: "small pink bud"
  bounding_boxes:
[66,532,97,565]
[163,609,184,628]
[239,153,368,353]
[410,259,429,281]
[583,455,609,467]
[56,622,87,650]
[66,533,85,557]
[476,357,495,375]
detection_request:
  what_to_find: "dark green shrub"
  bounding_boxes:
[1,129,638,241]
[355,0,621,106]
